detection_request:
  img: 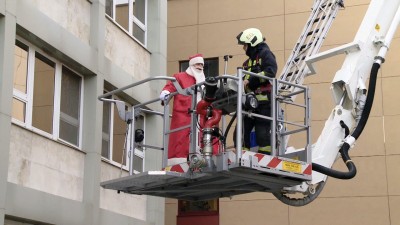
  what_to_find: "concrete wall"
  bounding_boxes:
[166,0,400,225]
[27,0,91,44]
[0,0,167,224]
[8,126,85,201]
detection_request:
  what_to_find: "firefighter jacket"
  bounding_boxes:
[243,42,277,101]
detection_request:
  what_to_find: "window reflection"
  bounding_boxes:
[133,115,144,172]
[115,3,129,30]
[32,53,55,134]
[132,0,146,24]
[102,94,111,159]
[59,66,82,146]
[112,103,128,165]
[13,41,28,94]
[12,98,26,123]
[12,41,29,123]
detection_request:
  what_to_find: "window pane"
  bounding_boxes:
[132,22,145,44]
[60,67,81,118]
[179,61,189,73]
[32,53,55,134]
[13,41,29,94]
[179,58,219,78]
[12,98,26,122]
[112,106,127,165]
[105,0,113,17]
[102,95,111,159]
[133,154,143,172]
[115,3,129,30]
[132,0,146,25]
[204,58,219,77]
[134,115,144,150]
[102,139,110,159]
[59,119,79,145]
[59,67,81,146]
[133,115,144,172]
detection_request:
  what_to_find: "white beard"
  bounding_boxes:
[186,66,205,84]
[186,66,205,102]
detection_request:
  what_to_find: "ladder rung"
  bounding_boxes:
[299,44,308,52]
[294,56,306,63]
[313,15,326,24]
[307,28,320,36]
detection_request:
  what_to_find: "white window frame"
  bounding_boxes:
[107,0,148,46]
[101,94,124,169]
[12,38,84,149]
[101,95,146,173]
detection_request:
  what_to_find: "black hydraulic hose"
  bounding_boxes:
[352,63,380,139]
[223,112,237,146]
[340,120,350,137]
[312,62,380,179]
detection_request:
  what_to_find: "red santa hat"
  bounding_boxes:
[188,54,204,66]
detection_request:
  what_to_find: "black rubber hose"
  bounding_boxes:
[352,63,380,139]
[340,120,350,137]
[223,112,237,146]
[312,62,380,179]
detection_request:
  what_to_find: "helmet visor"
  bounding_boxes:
[236,32,246,45]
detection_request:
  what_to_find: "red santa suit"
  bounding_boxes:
[161,54,205,165]
[162,72,195,159]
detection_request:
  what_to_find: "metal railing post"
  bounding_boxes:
[236,68,244,162]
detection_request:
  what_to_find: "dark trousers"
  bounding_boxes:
[234,102,272,149]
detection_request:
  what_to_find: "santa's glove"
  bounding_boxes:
[248,76,261,92]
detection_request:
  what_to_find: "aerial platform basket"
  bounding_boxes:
[99,70,311,201]
[101,151,312,201]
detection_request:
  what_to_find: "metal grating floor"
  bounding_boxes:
[101,163,309,201]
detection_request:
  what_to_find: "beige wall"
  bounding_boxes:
[166,0,400,224]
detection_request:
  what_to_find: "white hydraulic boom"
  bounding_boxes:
[274,0,400,205]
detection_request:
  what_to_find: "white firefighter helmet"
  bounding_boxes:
[236,28,264,47]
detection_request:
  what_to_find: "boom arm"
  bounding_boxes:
[309,0,400,183]
[274,0,400,206]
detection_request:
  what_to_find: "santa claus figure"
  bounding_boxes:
[160,54,205,165]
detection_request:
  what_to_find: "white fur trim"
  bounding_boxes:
[189,56,204,66]
[167,157,187,166]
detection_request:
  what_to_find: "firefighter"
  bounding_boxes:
[236,28,278,154]
[160,54,205,165]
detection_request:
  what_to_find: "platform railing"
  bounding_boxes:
[98,72,310,176]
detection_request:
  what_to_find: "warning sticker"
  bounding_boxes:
[282,161,302,173]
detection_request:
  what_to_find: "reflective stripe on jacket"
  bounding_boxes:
[243,57,271,101]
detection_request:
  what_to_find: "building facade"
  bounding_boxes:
[0,0,167,224]
[166,0,400,225]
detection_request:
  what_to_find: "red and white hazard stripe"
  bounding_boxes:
[162,151,312,176]
[241,151,312,175]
